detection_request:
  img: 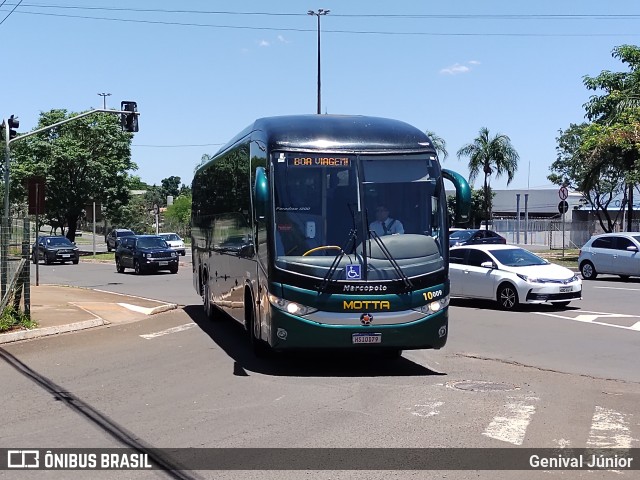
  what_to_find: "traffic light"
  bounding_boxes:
[1,115,19,141]
[120,101,139,133]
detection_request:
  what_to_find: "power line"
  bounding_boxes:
[6,9,640,37]
[5,4,640,20]
[0,0,22,26]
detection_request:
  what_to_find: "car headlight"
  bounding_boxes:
[414,295,450,314]
[268,294,317,316]
[143,253,149,258]
[171,251,177,257]
[517,273,541,283]
[569,275,579,283]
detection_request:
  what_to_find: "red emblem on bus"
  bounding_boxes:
[360,313,373,326]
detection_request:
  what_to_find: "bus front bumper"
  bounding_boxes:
[267,309,448,351]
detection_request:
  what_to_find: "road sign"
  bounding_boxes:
[27,176,46,215]
[558,200,569,214]
[559,186,568,200]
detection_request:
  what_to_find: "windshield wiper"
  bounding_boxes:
[367,230,413,291]
[318,203,360,292]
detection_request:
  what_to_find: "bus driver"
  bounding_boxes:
[369,205,404,236]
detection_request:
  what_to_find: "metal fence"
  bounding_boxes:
[1,216,31,315]
[491,217,640,249]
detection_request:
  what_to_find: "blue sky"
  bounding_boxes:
[2,0,640,191]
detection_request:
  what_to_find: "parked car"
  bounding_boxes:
[115,235,179,275]
[449,244,582,310]
[578,232,640,280]
[449,228,507,247]
[106,228,135,252]
[158,232,186,256]
[32,236,80,265]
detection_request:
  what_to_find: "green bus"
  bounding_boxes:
[191,115,470,356]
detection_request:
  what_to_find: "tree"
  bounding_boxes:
[549,123,627,232]
[457,127,519,229]
[164,194,192,236]
[425,130,448,161]
[10,109,136,242]
[582,45,640,230]
[160,176,181,200]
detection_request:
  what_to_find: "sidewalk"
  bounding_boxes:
[0,284,178,344]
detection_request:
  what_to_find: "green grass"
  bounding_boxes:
[535,249,580,269]
[0,306,38,333]
[80,252,115,262]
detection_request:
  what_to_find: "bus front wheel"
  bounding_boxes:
[203,275,215,320]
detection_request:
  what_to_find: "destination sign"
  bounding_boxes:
[288,156,350,167]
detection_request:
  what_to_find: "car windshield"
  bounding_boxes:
[118,231,135,237]
[632,235,640,244]
[137,237,168,249]
[44,237,72,246]
[161,234,181,241]
[450,230,474,240]
[489,248,547,267]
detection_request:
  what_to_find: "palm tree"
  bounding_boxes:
[457,127,519,229]
[425,130,448,161]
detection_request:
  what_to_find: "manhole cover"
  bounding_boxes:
[447,380,519,392]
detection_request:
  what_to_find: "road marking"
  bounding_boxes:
[410,401,444,418]
[140,323,196,339]
[533,311,640,332]
[587,406,636,449]
[482,396,537,445]
[594,286,640,292]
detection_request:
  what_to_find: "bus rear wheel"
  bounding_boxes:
[203,275,215,320]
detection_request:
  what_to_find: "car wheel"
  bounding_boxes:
[134,260,143,275]
[619,275,630,281]
[32,253,38,264]
[116,257,124,273]
[72,258,79,265]
[497,283,519,310]
[44,255,51,265]
[170,265,178,274]
[107,244,112,252]
[580,261,597,280]
[181,251,186,256]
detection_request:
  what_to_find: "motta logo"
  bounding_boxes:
[343,300,390,310]
[360,313,373,325]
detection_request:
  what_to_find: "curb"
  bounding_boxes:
[0,318,108,345]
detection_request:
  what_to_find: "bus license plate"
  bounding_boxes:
[352,333,382,344]
[559,286,572,293]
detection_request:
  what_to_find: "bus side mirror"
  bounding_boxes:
[442,169,471,225]
[254,167,269,222]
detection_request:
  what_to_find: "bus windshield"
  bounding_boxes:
[272,153,446,280]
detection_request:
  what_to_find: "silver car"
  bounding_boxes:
[578,232,640,280]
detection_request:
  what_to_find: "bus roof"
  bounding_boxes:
[216,114,437,156]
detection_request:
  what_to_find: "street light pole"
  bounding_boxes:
[308,9,329,114]
[98,92,111,109]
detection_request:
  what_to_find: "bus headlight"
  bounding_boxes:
[268,294,317,316]
[413,295,450,315]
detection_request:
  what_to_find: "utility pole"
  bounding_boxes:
[308,9,330,114]
[98,92,111,109]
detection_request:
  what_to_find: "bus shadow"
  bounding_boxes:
[450,298,581,313]
[183,305,445,378]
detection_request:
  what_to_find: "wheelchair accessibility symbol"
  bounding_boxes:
[346,264,361,280]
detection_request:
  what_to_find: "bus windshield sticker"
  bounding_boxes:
[345,264,361,280]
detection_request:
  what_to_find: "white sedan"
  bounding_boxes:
[158,233,186,256]
[449,245,582,310]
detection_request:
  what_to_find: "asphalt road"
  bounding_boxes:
[2,256,637,479]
